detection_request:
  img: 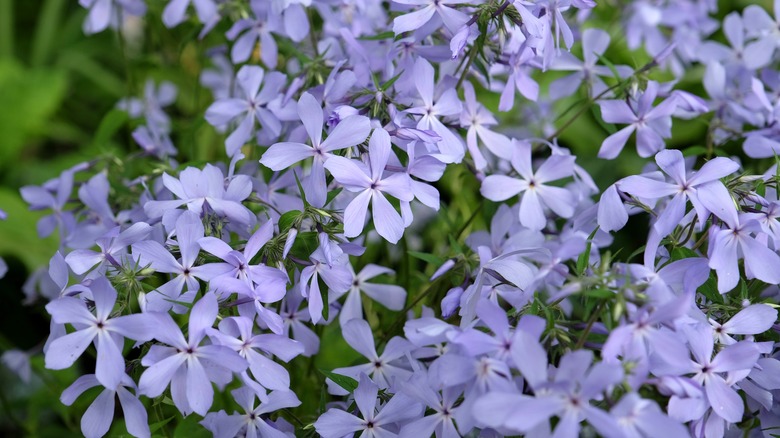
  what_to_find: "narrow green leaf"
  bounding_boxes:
[319,370,358,393]
[31,0,65,67]
[92,109,128,148]
[408,251,444,266]
[576,228,599,276]
[358,31,395,41]
[279,210,302,232]
[149,417,175,433]
[293,170,310,208]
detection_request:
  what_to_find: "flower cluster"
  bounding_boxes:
[3,0,780,437]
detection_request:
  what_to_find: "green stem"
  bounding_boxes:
[574,300,606,350]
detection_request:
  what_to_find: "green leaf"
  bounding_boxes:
[408,251,444,266]
[0,188,58,269]
[358,31,395,41]
[293,171,310,208]
[149,417,175,433]
[670,246,698,261]
[682,146,707,157]
[591,105,617,135]
[0,60,67,165]
[582,289,615,299]
[92,109,128,149]
[325,187,343,207]
[173,415,210,438]
[278,210,302,232]
[319,370,359,393]
[596,52,622,83]
[699,276,724,304]
[380,72,403,92]
[576,228,599,276]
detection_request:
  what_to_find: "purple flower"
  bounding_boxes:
[325,128,413,243]
[226,5,281,67]
[79,0,146,34]
[328,319,415,394]
[197,219,278,286]
[132,212,224,312]
[205,66,287,156]
[597,81,679,159]
[398,371,461,437]
[162,0,217,28]
[617,149,739,265]
[208,316,304,393]
[480,142,576,230]
[65,222,152,275]
[708,215,780,292]
[498,46,540,110]
[680,324,761,423]
[404,57,465,163]
[710,304,778,345]
[201,388,300,438]
[144,164,254,226]
[392,0,469,35]
[299,245,353,324]
[473,347,624,436]
[697,12,774,70]
[314,374,422,438]
[44,277,156,389]
[339,264,407,325]
[61,374,149,438]
[138,293,247,416]
[460,81,513,169]
[260,92,372,208]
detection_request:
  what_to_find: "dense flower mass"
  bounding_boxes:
[4,0,780,437]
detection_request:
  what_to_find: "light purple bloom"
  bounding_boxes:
[404,57,465,163]
[201,388,300,438]
[480,142,576,230]
[79,0,146,34]
[392,0,469,35]
[138,293,247,416]
[208,316,304,393]
[162,0,217,28]
[597,81,678,159]
[329,318,414,394]
[61,374,150,438]
[325,128,413,243]
[314,373,422,438]
[144,164,254,226]
[260,92,371,208]
[44,277,156,389]
[205,66,287,156]
[339,264,407,325]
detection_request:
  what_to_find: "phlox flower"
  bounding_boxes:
[314,374,422,438]
[44,277,157,389]
[324,128,413,243]
[480,141,576,230]
[260,92,372,208]
[138,293,247,416]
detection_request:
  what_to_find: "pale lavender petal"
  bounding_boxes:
[322,115,371,152]
[81,388,115,438]
[45,328,96,369]
[116,386,150,438]
[722,304,777,335]
[342,319,378,360]
[480,175,524,201]
[705,374,743,422]
[598,125,635,160]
